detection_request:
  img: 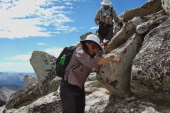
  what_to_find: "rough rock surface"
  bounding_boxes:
[131,19,170,101]
[29,92,61,113]
[5,84,40,109]
[120,0,162,22]
[97,33,144,98]
[30,51,60,96]
[23,75,37,87]
[0,100,6,107]
[104,98,159,113]
[161,0,170,15]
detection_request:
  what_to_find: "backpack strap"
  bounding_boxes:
[100,7,102,20]
[110,6,113,18]
[100,6,113,20]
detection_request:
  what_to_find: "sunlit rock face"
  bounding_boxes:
[24,75,37,86]
[5,83,40,109]
[120,0,162,22]
[29,92,62,113]
[97,33,144,98]
[30,51,60,96]
[97,0,169,100]
[161,0,170,15]
[131,19,170,101]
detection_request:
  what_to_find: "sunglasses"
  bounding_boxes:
[90,43,99,50]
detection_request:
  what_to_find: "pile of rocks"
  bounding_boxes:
[0,0,169,112]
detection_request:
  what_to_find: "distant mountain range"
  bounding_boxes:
[0,72,36,86]
[0,84,23,102]
[0,72,36,102]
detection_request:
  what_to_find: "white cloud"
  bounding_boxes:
[0,0,79,39]
[0,18,50,39]
[65,2,73,5]
[2,47,64,72]
[90,27,98,29]
[44,47,64,57]
[37,43,48,45]
[6,47,64,61]
[6,54,31,60]
[0,62,34,72]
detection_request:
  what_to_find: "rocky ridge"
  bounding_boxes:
[0,0,170,112]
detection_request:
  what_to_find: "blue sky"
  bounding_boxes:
[0,0,148,72]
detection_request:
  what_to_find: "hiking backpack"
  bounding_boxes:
[56,46,79,78]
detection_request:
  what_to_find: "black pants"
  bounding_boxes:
[60,80,85,113]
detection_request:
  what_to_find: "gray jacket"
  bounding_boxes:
[64,47,101,89]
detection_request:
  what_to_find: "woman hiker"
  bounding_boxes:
[60,34,121,113]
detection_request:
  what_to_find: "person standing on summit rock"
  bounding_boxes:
[94,0,122,43]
